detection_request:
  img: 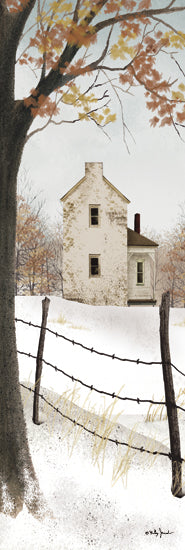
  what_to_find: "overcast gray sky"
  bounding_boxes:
[16,1,185,236]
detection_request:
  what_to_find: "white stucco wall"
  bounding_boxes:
[62,162,128,306]
[127,246,156,302]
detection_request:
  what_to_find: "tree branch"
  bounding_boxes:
[93,5,185,35]
[167,107,184,141]
[101,68,135,153]
[80,24,114,75]
[81,0,108,27]
[26,86,110,141]
[167,0,177,6]
[151,15,184,37]
[66,19,160,82]
[88,114,111,141]
[48,0,108,76]
[18,0,185,129]
[73,0,81,24]
[37,0,47,81]
[20,0,108,112]
[129,64,182,105]
[171,54,185,78]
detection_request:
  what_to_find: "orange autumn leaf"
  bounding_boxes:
[121,1,136,10]
[160,116,172,127]
[138,0,151,10]
[105,0,122,14]
[176,110,185,123]
[150,116,159,127]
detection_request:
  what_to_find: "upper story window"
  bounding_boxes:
[89,255,100,277]
[137,261,144,285]
[89,205,100,226]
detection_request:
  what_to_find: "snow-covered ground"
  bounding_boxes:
[1,297,185,549]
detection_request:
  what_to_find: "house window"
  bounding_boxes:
[89,255,100,277]
[137,261,144,285]
[89,205,99,226]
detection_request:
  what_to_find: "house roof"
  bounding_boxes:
[127,228,158,247]
[60,175,130,204]
[60,176,86,202]
[103,177,130,203]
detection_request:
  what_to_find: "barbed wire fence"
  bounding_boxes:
[16,349,185,415]
[15,317,185,377]
[15,291,185,497]
[20,381,175,462]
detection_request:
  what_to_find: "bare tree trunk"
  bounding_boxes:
[0,14,41,516]
[0,158,42,515]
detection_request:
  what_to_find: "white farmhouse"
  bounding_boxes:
[61,162,158,306]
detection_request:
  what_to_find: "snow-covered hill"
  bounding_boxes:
[1,297,185,549]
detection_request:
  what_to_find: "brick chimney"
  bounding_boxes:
[134,213,140,234]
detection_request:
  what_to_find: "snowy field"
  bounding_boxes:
[1,296,185,549]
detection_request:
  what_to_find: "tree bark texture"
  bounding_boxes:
[0,5,80,516]
[0,12,41,516]
[160,291,183,498]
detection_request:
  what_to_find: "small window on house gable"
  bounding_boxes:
[89,205,99,226]
[137,261,144,285]
[89,255,100,277]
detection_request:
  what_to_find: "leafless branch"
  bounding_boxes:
[167,109,184,140]
[101,68,135,153]
[82,70,101,95]
[167,1,177,7]
[114,83,134,96]
[151,15,184,37]
[16,43,30,63]
[41,0,47,11]
[88,114,111,141]
[171,54,185,79]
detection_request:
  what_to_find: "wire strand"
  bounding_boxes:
[17,349,185,413]
[15,317,185,377]
[15,317,163,366]
[21,382,179,462]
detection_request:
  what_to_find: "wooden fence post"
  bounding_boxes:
[33,296,50,425]
[160,291,183,497]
